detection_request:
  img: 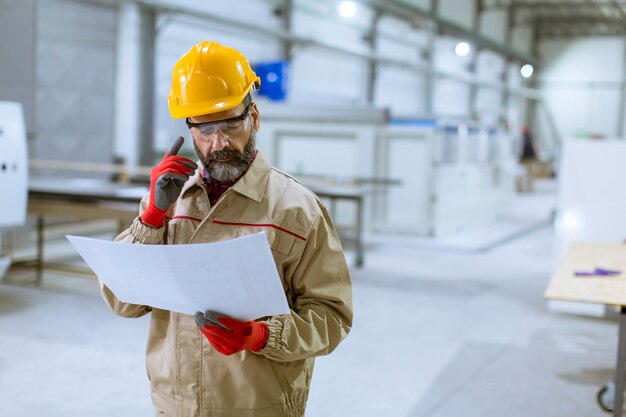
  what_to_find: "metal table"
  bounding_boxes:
[22,177,375,281]
[24,178,145,282]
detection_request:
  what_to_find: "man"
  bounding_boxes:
[99,41,353,417]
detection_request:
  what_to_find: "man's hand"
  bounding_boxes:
[195,310,268,355]
[140,136,197,227]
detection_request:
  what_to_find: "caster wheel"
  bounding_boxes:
[597,382,615,414]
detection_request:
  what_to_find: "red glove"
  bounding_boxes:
[199,315,269,356]
[141,136,197,227]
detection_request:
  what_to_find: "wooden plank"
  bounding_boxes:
[28,198,137,222]
[545,242,626,306]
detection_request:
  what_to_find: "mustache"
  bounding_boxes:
[207,149,246,162]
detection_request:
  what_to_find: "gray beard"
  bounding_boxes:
[194,130,256,182]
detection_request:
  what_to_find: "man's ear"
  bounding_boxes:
[250,102,260,132]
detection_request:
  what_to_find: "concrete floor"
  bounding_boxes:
[0,180,619,417]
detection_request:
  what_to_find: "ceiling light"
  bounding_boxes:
[455,41,470,57]
[520,64,534,78]
[339,1,356,18]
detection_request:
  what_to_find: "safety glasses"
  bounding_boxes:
[186,105,251,140]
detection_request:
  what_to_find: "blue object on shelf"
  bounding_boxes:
[253,60,289,101]
[388,118,436,128]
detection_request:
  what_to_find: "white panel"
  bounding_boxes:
[275,133,359,227]
[512,26,533,55]
[540,37,624,83]
[383,130,433,234]
[292,1,373,47]
[0,0,36,129]
[375,67,425,116]
[438,0,474,30]
[290,50,365,105]
[0,102,28,227]
[480,10,507,43]
[288,1,370,106]
[475,50,504,124]
[113,4,142,167]
[507,96,525,134]
[539,37,625,140]
[555,140,626,260]
[260,119,378,229]
[377,16,429,62]
[433,79,471,117]
[543,88,620,139]
[432,164,512,235]
[155,0,280,28]
[476,50,504,81]
[476,89,502,125]
[35,0,116,171]
[277,136,357,177]
[433,37,473,75]
[375,16,428,116]
[507,63,523,90]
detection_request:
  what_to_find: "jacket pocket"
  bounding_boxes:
[268,227,296,256]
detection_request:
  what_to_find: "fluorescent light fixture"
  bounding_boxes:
[520,64,534,78]
[455,41,470,57]
[339,1,356,18]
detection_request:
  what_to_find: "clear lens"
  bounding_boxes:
[192,115,249,141]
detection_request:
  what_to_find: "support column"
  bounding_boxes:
[500,6,513,127]
[138,5,156,167]
[112,3,156,171]
[279,0,293,61]
[525,19,540,132]
[364,10,381,105]
[424,0,439,117]
[617,36,626,138]
[468,0,483,121]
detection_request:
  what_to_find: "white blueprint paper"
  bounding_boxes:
[66,233,290,320]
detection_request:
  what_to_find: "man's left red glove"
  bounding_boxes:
[195,311,268,355]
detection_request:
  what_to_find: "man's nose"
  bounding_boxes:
[206,133,229,152]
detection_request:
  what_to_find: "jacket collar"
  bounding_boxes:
[180,149,271,203]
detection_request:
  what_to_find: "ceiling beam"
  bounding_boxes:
[486,0,622,9]
[72,0,541,99]
[358,0,539,65]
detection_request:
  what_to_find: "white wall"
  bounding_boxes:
[439,0,474,30]
[0,0,116,173]
[0,0,37,134]
[538,37,624,143]
[375,15,429,116]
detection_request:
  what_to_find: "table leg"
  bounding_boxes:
[355,196,364,268]
[613,307,626,417]
[36,216,44,285]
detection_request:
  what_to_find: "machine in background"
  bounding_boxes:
[0,101,28,280]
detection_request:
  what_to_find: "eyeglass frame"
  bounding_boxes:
[185,105,252,137]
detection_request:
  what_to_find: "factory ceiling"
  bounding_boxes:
[484,0,626,37]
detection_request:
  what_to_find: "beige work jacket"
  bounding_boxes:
[99,151,353,417]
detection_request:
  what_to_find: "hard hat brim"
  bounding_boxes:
[168,84,257,120]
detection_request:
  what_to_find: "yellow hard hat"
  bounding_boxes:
[168,41,261,119]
